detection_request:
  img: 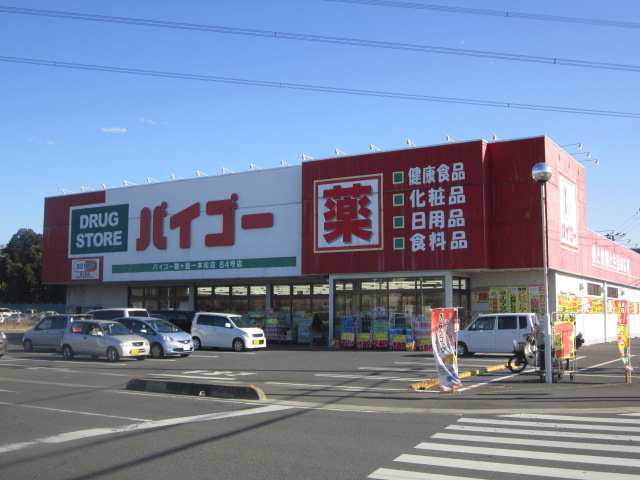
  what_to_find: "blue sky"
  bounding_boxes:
[1,0,639,248]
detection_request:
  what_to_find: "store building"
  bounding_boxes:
[42,136,640,347]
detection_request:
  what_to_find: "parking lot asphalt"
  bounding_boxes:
[3,332,639,414]
[126,340,640,414]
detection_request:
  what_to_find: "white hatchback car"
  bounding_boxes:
[61,319,149,362]
[457,313,538,356]
[191,313,266,352]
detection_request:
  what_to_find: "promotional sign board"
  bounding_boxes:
[43,168,302,283]
[554,313,576,360]
[302,142,489,274]
[558,170,579,253]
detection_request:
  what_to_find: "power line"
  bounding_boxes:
[326,0,640,30]
[2,55,640,119]
[613,208,640,236]
[1,5,640,73]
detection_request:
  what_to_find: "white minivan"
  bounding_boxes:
[191,313,266,352]
[457,313,538,356]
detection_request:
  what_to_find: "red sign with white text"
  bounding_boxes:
[302,142,490,274]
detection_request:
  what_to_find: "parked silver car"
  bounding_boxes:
[23,314,93,352]
[61,319,149,362]
[116,317,194,358]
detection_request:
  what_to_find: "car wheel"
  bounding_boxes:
[62,344,74,360]
[456,342,469,357]
[150,343,164,359]
[193,337,202,350]
[232,338,245,352]
[23,339,33,352]
[106,347,120,362]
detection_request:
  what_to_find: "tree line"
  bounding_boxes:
[0,229,65,303]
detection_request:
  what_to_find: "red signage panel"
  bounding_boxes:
[302,142,490,274]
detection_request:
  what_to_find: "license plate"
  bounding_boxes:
[131,349,139,355]
[253,340,262,345]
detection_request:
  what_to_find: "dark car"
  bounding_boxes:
[149,310,195,332]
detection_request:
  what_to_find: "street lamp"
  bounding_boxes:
[532,162,553,383]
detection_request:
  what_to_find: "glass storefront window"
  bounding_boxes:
[230,286,248,313]
[232,286,248,296]
[273,284,291,296]
[452,277,470,326]
[129,287,144,309]
[213,296,230,312]
[293,284,311,295]
[335,281,354,291]
[128,286,191,311]
[334,276,445,327]
[197,287,213,311]
[313,284,330,295]
[249,285,266,313]
[419,278,443,289]
[250,285,266,296]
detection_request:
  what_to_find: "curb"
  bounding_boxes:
[126,378,267,400]
[409,362,508,391]
[459,362,508,379]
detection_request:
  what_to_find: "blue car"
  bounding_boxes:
[116,317,194,359]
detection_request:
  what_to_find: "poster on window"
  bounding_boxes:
[431,308,462,392]
[554,313,576,360]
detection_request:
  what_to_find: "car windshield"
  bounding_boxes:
[146,320,181,333]
[230,316,252,328]
[102,322,131,335]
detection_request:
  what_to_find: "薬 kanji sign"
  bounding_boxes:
[314,174,383,252]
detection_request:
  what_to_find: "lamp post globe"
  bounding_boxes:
[532,162,553,184]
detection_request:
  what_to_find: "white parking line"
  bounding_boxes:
[359,367,437,373]
[0,400,147,421]
[0,404,293,454]
[266,381,409,392]
[147,374,238,381]
[316,373,427,382]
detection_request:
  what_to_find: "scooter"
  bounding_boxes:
[507,333,536,373]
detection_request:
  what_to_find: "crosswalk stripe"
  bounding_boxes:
[414,441,640,467]
[395,454,639,480]
[458,417,640,433]
[369,467,485,480]
[503,413,640,425]
[446,424,640,442]
[433,432,640,454]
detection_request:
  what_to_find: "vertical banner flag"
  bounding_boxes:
[431,308,463,392]
[616,300,633,372]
